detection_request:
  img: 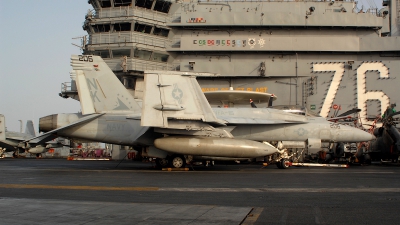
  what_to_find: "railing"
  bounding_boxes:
[104,58,179,71]
[195,0,355,2]
[128,59,179,71]
[61,82,72,93]
[94,6,168,23]
[88,32,169,48]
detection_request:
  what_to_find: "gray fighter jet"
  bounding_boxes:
[36,55,374,168]
[0,115,61,157]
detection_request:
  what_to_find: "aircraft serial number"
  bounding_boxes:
[78,55,93,62]
[330,123,340,129]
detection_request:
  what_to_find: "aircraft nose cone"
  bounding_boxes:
[336,126,375,142]
[353,128,376,142]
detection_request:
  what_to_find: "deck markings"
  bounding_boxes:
[241,207,264,225]
[0,184,159,191]
[1,184,400,193]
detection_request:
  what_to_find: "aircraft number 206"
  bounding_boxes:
[78,55,93,62]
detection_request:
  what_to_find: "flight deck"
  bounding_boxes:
[1,159,399,224]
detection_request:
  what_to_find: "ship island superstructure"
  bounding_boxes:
[62,0,400,127]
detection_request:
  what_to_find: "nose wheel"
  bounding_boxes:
[276,158,291,169]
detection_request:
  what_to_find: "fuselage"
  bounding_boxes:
[39,108,374,148]
[213,108,375,143]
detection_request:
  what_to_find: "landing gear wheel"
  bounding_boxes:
[155,158,169,168]
[363,154,371,165]
[36,153,42,158]
[169,155,186,168]
[280,159,291,169]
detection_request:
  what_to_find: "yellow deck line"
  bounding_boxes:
[241,207,263,225]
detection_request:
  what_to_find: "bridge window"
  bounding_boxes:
[92,24,111,33]
[100,0,112,8]
[153,27,169,37]
[123,77,136,89]
[134,23,152,34]
[113,49,131,58]
[135,0,154,9]
[134,49,152,60]
[92,50,110,58]
[114,23,131,31]
[152,52,169,62]
[153,0,171,13]
[114,0,132,7]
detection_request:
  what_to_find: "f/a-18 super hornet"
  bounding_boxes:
[37,55,374,168]
[0,115,62,158]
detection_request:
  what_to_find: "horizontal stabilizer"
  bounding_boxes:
[26,113,104,144]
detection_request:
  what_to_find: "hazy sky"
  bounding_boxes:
[0,1,92,132]
[0,0,384,133]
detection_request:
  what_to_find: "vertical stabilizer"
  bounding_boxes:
[0,114,5,141]
[70,55,141,114]
[75,70,96,115]
[141,71,224,127]
[25,120,36,137]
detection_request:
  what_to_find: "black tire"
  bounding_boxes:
[155,158,169,168]
[276,161,283,169]
[363,154,372,165]
[169,155,186,168]
[280,159,291,169]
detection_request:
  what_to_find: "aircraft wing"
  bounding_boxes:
[217,117,306,124]
[204,90,277,107]
[141,72,307,129]
[337,108,361,117]
[25,113,104,145]
[213,107,308,125]
[2,135,26,142]
[0,139,19,150]
[327,116,353,122]
[141,71,226,128]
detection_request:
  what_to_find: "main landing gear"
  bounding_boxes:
[155,155,186,169]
